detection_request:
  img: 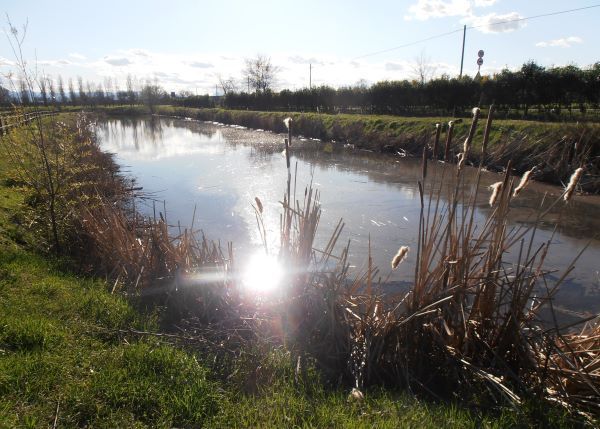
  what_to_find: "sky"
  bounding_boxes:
[1,0,599,95]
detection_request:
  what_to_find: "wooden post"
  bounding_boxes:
[444,121,454,162]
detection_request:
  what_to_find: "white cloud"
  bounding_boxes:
[38,59,72,67]
[0,48,462,93]
[130,49,150,57]
[404,0,499,20]
[104,56,133,66]
[405,1,524,34]
[405,0,472,20]
[288,55,328,66]
[0,57,15,67]
[385,62,408,71]
[188,61,214,68]
[536,36,583,48]
[463,11,525,33]
[69,53,86,60]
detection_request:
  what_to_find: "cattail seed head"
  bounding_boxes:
[513,169,533,197]
[283,117,292,130]
[564,167,583,202]
[255,197,263,214]
[391,246,409,269]
[348,388,364,402]
[457,152,465,170]
[472,107,480,116]
[489,181,503,206]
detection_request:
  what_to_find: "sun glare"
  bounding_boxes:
[242,252,283,293]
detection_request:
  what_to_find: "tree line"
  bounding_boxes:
[2,61,599,120]
[222,61,600,119]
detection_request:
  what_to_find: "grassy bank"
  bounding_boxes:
[1,112,574,428]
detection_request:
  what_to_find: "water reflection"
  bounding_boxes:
[97,117,600,315]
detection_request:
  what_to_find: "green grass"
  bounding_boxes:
[0,128,584,428]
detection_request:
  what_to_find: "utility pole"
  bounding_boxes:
[215,84,218,97]
[309,63,312,90]
[459,24,466,78]
[247,76,250,93]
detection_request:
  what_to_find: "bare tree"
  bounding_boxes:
[77,76,86,105]
[48,76,56,107]
[58,75,66,104]
[140,78,166,112]
[218,74,237,95]
[39,76,48,105]
[85,81,94,105]
[412,50,437,85]
[126,74,136,105]
[104,76,114,104]
[243,54,279,93]
[68,77,77,105]
[19,78,30,104]
[3,19,61,250]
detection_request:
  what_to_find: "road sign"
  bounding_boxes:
[478,50,485,58]
[477,57,484,66]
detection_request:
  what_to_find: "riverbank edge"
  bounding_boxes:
[91,104,600,193]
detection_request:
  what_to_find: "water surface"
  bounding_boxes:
[97,117,600,317]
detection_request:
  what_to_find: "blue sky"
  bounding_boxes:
[1,0,599,94]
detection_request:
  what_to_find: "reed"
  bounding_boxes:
[252,109,599,420]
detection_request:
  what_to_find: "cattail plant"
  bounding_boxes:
[462,107,480,156]
[564,167,583,202]
[254,196,263,214]
[457,152,465,170]
[512,169,533,197]
[432,123,441,160]
[488,181,503,206]
[391,246,409,269]
[444,120,454,161]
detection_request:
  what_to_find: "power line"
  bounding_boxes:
[352,4,600,60]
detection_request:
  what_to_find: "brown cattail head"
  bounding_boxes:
[513,169,534,197]
[391,246,409,269]
[255,197,263,214]
[489,181,503,206]
[564,167,584,202]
